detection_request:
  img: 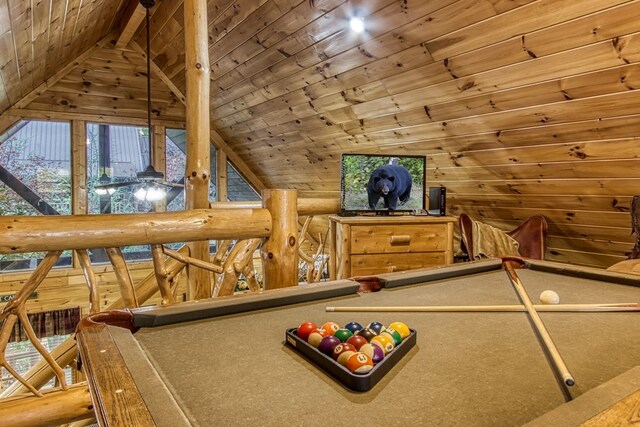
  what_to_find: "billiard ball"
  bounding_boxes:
[388,321,410,339]
[333,328,353,342]
[344,321,363,334]
[371,334,395,355]
[359,343,384,363]
[540,290,560,305]
[382,328,403,346]
[346,335,367,350]
[296,322,317,341]
[356,328,377,342]
[307,328,330,348]
[318,335,341,356]
[367,321,386,335]
[321,321,341,335]
[332,343,357,365]
[346,352,374,374]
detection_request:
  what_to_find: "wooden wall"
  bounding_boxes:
[0,261,189,316]
[2,0,640,275]
[135,0,640,268]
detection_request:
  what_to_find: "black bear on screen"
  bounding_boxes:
[367,165,412,210]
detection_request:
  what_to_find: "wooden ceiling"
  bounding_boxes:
[2,0,640,267]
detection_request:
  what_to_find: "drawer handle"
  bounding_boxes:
[390,235,411,245]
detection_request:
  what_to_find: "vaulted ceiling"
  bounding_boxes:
[2,0,640,268]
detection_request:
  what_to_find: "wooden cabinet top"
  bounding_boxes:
[328,215,457,225]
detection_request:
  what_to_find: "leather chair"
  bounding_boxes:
[459,213,548,260]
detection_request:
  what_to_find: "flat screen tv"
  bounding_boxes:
[340,153,426,214]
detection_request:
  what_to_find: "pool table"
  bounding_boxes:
[76,258,640,426]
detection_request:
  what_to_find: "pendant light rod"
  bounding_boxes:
[144,0,154,166]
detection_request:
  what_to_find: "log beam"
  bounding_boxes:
[0,209,272,254]
[0,383,94,427]
[184,0,212,299]
[115,1,146,48]
[261,189,298,289]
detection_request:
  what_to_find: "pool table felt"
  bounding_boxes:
[117,265,640,426]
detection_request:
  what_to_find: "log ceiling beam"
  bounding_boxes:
[115,1,147,49]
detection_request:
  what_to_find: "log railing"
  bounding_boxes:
[0,193,339,426]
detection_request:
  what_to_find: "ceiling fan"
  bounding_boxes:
[94,0,183,202]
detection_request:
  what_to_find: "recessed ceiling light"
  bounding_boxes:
[350,17,365,33]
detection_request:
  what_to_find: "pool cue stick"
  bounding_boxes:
[325,302,640,313]
[503,260,575,387]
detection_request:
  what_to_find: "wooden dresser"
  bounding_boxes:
[328,215,457,280]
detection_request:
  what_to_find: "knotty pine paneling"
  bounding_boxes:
[0,261,189,316]
[21,46,186,122]
[4,0,640,270]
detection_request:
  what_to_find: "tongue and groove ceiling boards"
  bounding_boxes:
[1,0,640,268]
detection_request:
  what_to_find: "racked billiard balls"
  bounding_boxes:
[321,321,341,335]
[360,343,384,363]
[346,352,374,374]
[382,328,403,346]
[318,335,341,356]
[344,321,363,334]
[332,343,357,365]
[356,327,377,342]
[333,328,353,342]
[388,321,410,339]
[346,335,367,350]
[296,322,317,341]
[371,334,395,355]
[367,321,386,335]
[307,328,330,348]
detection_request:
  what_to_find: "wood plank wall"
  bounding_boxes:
[136,0,640,268]
[1,0,639,280]
[0,261,189,317]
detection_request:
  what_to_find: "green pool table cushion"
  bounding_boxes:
[373,258,503,288]
[284,327,417,391]
[132,279,360,327]
[525,365,640,426]
[106,326,192,427]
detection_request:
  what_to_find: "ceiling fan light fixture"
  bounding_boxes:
[134,185,166,202]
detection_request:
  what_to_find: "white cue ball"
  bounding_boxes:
[539,290,560,305]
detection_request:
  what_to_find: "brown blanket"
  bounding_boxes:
[471,220,521,259]
[607,259,640,275]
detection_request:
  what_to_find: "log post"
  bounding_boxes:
[261,189,298,289]
[0,383,94,427]
[184,0,211,300]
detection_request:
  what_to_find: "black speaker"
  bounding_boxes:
[428,187,446,216]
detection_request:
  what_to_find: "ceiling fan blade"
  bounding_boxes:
[94,181,140,189]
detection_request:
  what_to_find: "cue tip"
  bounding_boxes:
[325,307,335,312]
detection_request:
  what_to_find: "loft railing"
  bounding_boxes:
[0,191,339,427]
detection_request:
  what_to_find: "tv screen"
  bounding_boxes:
[340,154,426,213]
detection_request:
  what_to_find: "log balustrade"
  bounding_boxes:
[0,193,339,426]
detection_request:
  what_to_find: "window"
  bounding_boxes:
[227,162,260,202]
[0,120,72,271]
[86,123,155,262]
[165,129,217,211]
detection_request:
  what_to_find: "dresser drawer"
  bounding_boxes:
[350,224,448,254]
[350,253,447,276]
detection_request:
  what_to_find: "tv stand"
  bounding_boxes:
[328,215,457,280]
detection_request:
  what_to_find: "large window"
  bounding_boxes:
[0,120,72,271]
[165,128,217,211]
[86,123,156,262]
